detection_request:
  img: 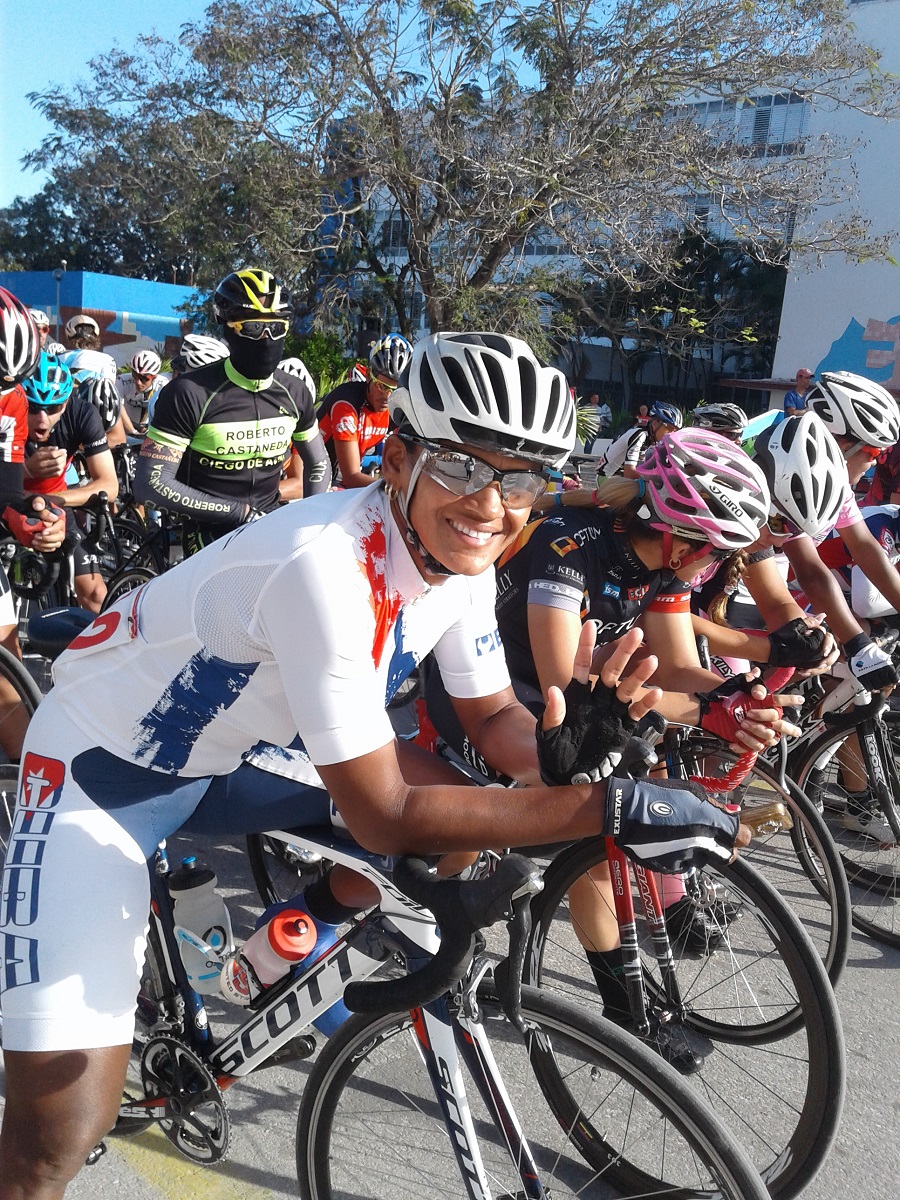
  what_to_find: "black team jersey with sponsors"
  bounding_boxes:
[494,507,686,690]
[145,360,320,521]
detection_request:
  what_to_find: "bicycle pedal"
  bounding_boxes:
[85,1142,107,1166]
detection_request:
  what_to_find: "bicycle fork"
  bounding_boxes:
[606,838,685,1035]
[409,998,548,1199]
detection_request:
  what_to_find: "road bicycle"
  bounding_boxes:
[246,717,846,1200]
[100,825,770,1200]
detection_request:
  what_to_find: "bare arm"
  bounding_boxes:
[334,437,374,489]
[691,613,771,664]
[59,448,119,507]
[743,553,806,630]
[783,534,863,644]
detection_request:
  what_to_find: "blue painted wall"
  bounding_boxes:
[0,270,199,364]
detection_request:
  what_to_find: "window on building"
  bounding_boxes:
[382,216,410,252]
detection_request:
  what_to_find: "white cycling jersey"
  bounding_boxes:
[60,348,118,384]
[51,484,510,785]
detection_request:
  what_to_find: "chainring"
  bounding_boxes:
[139,1035,230,1164]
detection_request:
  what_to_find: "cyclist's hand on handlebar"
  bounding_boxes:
[768,614,838,674]
[843,632,899,692]
[2,495,66,551]
[604,776,750,874]
[699,672,802,753]
[538,625,663,784]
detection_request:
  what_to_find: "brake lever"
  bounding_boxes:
[492,891,534,1034]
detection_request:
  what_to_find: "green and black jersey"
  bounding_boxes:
[136,359,330,548]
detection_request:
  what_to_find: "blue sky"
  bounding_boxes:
[0,0,208,207]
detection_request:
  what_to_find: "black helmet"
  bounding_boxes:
[212,269,291,324]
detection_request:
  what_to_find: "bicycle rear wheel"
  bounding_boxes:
[792,711,900,948]
[102,567,158,609]
[526,842,844,1200]
[297,982,769,1200]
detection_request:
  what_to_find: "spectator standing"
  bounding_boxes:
[784,368,814,416]
[29,310,51,350]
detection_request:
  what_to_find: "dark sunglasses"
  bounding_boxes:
[28,401,66,416]
[132,372,153,382]
[399,434,548,509]
[767,512,800,537]
[226,317,290,340]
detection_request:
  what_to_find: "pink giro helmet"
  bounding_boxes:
[636,428,770,551]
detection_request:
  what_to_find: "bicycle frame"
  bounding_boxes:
[118,826,556,1199]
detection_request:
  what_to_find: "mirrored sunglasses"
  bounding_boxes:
[226,317,291,340]
[767,512,800,537]
[401,435,547,509]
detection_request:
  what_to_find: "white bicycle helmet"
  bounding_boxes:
[29,308,50,328]
[391,332,575,469]
[131,349,161,376]
[77,377,122,433]
[65,313,100,339]
[691,403,748,437]
[278,356,316,402]
[753,412,848,538]
[45,341,67,356]
[637,429,769,551]
[369,333,413,381]
[0,286,42,386]
[806,371,900,449]
[181,333,229,369]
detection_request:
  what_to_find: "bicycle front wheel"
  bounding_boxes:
[526,842,844,1200]
[297,982,769,1200]
[792,710,900,948]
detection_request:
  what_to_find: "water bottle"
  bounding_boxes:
[220,894,350,1034]
[168,855,234,994]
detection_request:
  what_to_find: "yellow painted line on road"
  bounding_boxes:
[114,1128,274,1199]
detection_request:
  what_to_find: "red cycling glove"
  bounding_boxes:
[2,498,66,548]
[698,681,782,744]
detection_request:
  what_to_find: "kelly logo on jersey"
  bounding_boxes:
[551,537,579,557]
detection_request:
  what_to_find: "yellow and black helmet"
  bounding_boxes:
[213,269,291,323]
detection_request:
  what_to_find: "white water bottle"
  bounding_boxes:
[168,856,234,994]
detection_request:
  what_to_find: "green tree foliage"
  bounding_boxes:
[2,0,895,349]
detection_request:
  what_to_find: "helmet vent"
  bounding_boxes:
[544,372,561,434]
[419,356,445,412]
[479,351,509,421]
[517,356,537,430]
[447,353,482,416]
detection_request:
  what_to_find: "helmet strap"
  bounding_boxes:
[385,456,459,579]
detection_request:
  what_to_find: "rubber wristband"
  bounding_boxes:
[554,491,563,507]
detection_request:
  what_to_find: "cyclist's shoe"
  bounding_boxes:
[805,768,847,814]
[664,895,736,955]
[841,795,897,843]
[637,1022,706,1075]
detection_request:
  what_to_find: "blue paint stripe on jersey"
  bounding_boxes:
[384,610,418,705]
[133,649,259,772]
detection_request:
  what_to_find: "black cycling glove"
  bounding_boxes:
[536,677,636,785]
[767,618,829,669]
[604,777,740,874]
[843,632,899,691]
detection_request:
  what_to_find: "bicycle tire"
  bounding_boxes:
[102,567,158,610]
[0,641,43,765]
[245,832,327,906]
[526,841,844,1200]
[112,513,169,575]
[297,981,770,1200]
[792,710,900,948]
[674,733,850,983]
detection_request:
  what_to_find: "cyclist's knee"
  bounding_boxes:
[0,1047,128,1195]
[74,572,106,613]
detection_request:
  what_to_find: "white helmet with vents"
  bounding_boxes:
[278,356,316,402]
[806,371,900,449]
[181,333,229,369]
[65,314,100,339]
[753,412,848,538]
[391,332,575,469]
[131,350,161,376]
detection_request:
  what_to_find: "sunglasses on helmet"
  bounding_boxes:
[226,317,290,340]
[399,434,548,509]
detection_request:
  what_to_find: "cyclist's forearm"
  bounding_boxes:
[296,434,332,496]
[788,552,861,643]
[134,445,245,524]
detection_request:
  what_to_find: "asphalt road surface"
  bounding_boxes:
[1,828,898,1200]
